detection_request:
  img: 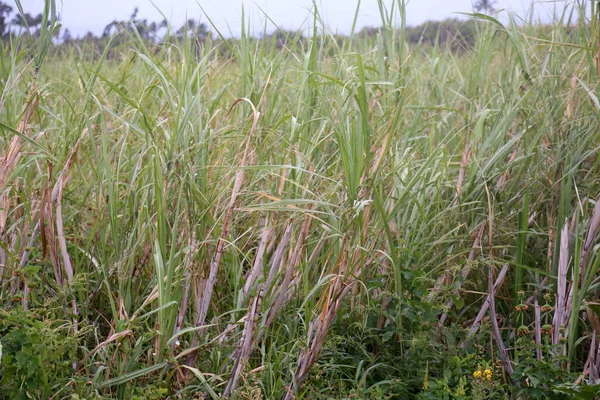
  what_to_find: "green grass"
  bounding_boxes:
[2,0,600,399]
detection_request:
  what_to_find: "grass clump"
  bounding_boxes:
[3,0,600,398]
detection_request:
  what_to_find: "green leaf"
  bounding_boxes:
[452,295,465,310]
[96,363,167,388]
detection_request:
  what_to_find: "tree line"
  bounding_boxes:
[0,0,497,53]
[0,2,211,42]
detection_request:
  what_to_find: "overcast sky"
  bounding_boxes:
[13,0,571,38]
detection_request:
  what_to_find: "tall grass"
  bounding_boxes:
[2,0,600,398]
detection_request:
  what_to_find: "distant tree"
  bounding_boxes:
[171,18,212,43]
[176,18,210,41]
[158,19,168,36]
[62,28,72,43]
[82,31,96,42]
[128,7,155,41]
[357,26,379,38]
[0,1,12,37]
[266,29,303,49]
[197,23,210,39]
[103,7,162,42]
[474,0,496,14]
[130,7,139,21]
[12,12,43,32]
[102,20,116,37]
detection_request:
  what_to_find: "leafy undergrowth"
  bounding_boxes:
[3,0,600,399]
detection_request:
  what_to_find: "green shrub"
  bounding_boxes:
[0,309,79,400]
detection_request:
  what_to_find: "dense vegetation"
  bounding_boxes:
[2,0,600,398]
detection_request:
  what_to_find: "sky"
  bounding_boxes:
[12,0,572,38]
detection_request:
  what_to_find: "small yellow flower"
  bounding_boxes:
[484,368,492,381]
[473,368,492,382]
